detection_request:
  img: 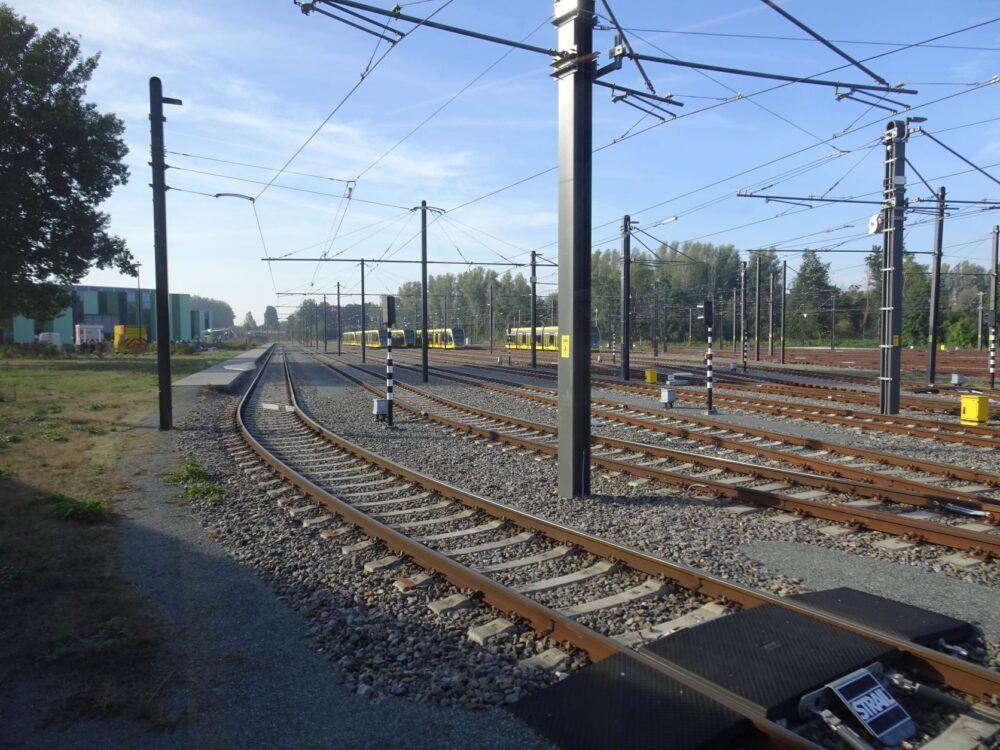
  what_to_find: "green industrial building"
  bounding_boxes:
[2,285,210,344]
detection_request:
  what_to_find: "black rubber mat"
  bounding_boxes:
[510,652,747,749]
[643,604,897,720]
[790,587,975,644]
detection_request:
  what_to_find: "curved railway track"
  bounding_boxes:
[239,345,1000,748]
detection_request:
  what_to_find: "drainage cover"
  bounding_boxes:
[789,587,975,644]
[643,604,896,720]
[510,652,746,749]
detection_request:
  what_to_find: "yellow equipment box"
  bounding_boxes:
[645,368,658,384]
[960,394,989,426]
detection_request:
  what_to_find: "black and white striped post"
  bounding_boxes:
[386,331,394,426]
[699,299,714,414]
[381,294,396,427]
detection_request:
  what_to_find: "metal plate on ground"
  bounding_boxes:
[510,652,746,750]
[643,604,896,720]
[790,587,974,645]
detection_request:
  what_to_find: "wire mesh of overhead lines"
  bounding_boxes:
[160,1,998,364]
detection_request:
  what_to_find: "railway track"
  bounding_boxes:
[319,355,1000,561]
[238,346,1000,748]
[382,355,1000,492]
[419,355,1000,448]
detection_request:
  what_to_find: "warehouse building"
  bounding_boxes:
[2,285,210,344]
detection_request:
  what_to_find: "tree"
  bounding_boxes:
[787,250,835,344]
[190,295,235,328]
[263,305,279,329]
[0,6,133,322]
[243,312,257,330]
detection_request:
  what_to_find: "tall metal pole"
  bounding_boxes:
[530,250,538,369]
[663,286,668,353]
[488,282,494,354]
[781,261,787,364]
[740,261,748,372]
[323,294,328,352]
[926,187,945,384]
[652,282,659,357]
[732,288,737,352]
[768,272,774,357]
[555,0,593,499]
[149,77,181,431]
[360,259,366,364]
[705,315,714,413]
[989,225,998,389]
[337,282,342,355]
[687,308,692,346]
[754,254,761,361]
[879,120,907,415]
[830,293,836,350]
[621,215,631,379]
[977,292,985,351]
[420,200,428,383]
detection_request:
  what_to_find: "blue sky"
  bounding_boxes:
[16,0,1000,323]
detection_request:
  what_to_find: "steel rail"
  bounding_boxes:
[326,359,999,558]
[399,360,1000,492]
[239,347,815,748]
[291,349,1000,701]
[452,358,1000,448]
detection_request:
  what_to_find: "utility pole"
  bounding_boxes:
[663,287,668,353]
[420,200,428,382]
[990,225,998,389]
[926,186,945,384]
[149,77,182,432]
[555,0,594,499]
[652,282,659,357]
[621,215,631,379]
[687,308,692,346]
[732,288,737,352]
[754,254,761,361]
[336,282,342,355]
[741,260,748,372]
[830,293,837,350]
[531,250,538,369]
[768,272,774,357]
[323,294,328,352]
[781,261,787,364]
[977,291,984,351]
[360,258,366,364]
[488,282,494,354]
[879,120,908,415]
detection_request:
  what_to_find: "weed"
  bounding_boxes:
[40,616,134,663]
[35,492,107,523]
[72,423,107,436]
[39,428,68,442]
[182,481,225,503]
[167,460,211,484]
[26,408,48,423]
[0,433,24,448]
[88,403,111,411]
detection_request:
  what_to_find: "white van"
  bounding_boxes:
[37,332,63,347]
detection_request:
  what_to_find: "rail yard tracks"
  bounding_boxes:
[234,345,1000,748]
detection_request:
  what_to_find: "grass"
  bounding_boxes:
[167,460,225,503]
[0,348,235,730]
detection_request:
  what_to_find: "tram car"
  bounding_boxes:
[342,329,389,348]
[389,328,415,348]
[505,326,600,351]
[414,327,466,349]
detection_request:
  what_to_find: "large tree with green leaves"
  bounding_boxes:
[0,5,132,322]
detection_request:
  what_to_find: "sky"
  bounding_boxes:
[14,0,1000,324]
